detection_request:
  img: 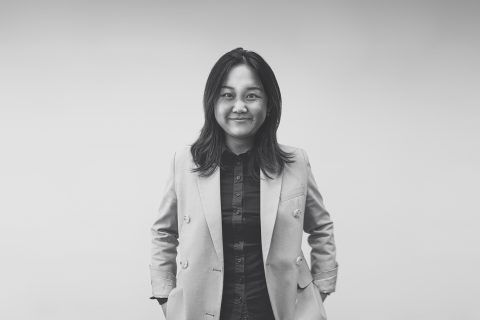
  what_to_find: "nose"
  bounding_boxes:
[232,99,247,113]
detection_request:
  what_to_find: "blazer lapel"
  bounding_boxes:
[196,164,284,267]
[196,166,224,264]
[260,168,283,265]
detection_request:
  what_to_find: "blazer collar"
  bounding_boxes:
[196,164,283,266]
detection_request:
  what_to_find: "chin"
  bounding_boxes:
[227,128,250,136]
[227,130,254,140]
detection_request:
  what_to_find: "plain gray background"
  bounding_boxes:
[1,0,479,319]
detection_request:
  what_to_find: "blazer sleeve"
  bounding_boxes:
[149,151,179,298]
[301,148,338,293]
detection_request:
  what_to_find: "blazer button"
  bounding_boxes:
[296,256,303,265]
[293,208,302,218]
[183,215,191,223]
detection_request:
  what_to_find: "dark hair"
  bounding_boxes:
[191,47,295,180]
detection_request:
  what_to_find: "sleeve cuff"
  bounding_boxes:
[313,276,337,293]
[149,266,176,297]
[312,264,338,293]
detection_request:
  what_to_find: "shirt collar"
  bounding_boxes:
[221,145,253,164]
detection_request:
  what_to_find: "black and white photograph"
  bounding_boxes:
[1,1,478,320]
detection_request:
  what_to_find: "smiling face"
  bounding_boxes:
[214,64,267,152]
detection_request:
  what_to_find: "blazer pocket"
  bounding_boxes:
[297,258,314,288]
[166,286,184,320]
[280,185,305,202]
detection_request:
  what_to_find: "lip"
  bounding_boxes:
[229,118,252,121]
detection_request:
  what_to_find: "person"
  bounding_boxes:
[149,48,338,320]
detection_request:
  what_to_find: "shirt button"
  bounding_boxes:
[296,256,303,265]
[235,192,241,197]
[293,208,302,218]
[234,208,241,215]
[183,215,191,223]
[180,259,188,269]
[234,241,243,250]
[235,175,241,181]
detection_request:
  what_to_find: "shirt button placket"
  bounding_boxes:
[232,155,245,315]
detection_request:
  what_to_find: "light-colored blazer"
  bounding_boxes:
[149,144,338,320]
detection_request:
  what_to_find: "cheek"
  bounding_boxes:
[213,104,225,122]
[254,103,267,123]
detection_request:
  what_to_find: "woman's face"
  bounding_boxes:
[214,64,267,145]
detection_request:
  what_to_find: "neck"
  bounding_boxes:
[225,136,254,155]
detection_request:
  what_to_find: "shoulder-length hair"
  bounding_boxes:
[191,47,295,180]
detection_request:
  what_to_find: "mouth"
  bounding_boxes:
[229,118,252,121]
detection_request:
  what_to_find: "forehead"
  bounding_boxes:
[223,64,263,88]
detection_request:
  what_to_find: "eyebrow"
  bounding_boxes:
[221,85,263,91]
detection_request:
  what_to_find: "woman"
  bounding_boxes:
[149,48,338,320]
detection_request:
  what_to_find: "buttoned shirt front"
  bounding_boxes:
[219,147,275,320]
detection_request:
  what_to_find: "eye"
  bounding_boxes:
[246,93,260,100]
[220,92,233,99]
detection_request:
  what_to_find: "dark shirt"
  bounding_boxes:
[219,147,275,320]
